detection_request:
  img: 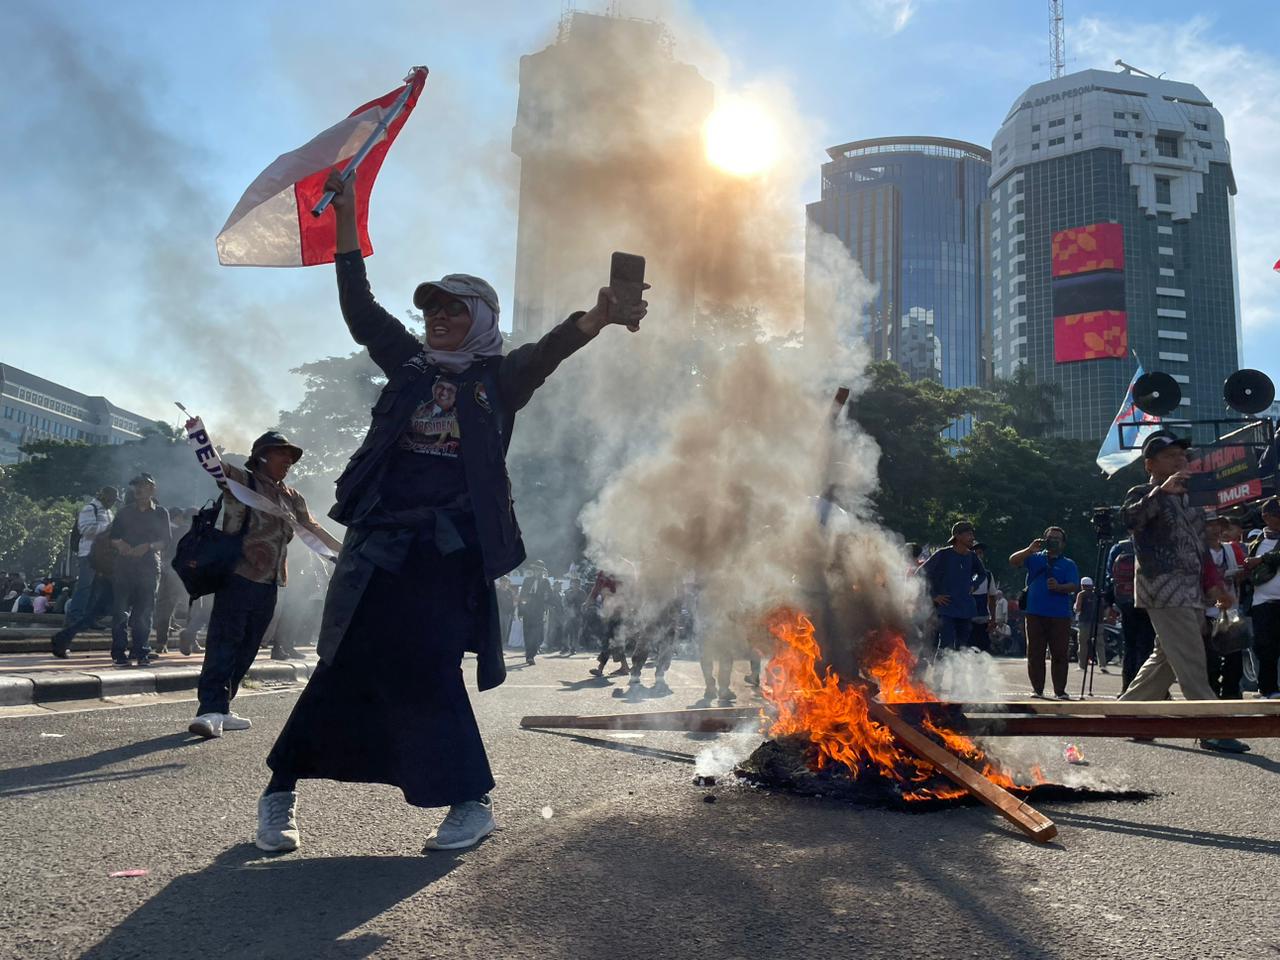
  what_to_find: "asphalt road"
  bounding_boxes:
[2,653,1278,960]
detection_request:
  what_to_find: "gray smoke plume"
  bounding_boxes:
[495,7,925,668]
[4,8,308,451]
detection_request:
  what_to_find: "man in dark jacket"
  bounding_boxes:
[920,521,988,654]
[518,563,555,664]
[561,577,588,655]
[1103,537,1154,692]
[107,475,171,667]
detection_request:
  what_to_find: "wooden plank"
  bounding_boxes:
[867,702,1057,843]
[960,714,1280,739]
[893,699,1280,717]
[521,707,763,733]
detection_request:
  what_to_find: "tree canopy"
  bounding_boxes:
[849,360,1142,587]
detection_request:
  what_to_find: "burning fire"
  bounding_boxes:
[762,610,1043,801]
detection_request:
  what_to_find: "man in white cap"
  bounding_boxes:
[1073,575,1106,672]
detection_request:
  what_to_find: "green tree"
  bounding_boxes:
[846,361,984,543]
[271,350,385,500]
[0,486,77,575]
[987,365,1061,438]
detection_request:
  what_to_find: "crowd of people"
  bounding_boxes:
[6,163,1273,859]
[913,429,1278,754]
[6,466,327,669]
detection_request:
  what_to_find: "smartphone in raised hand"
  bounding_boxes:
[609,252,646,326]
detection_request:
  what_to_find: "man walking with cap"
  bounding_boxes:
[188,429,341,739]
[920,521,988,653]
[1118,429,1249,752]
[52,484,119,657]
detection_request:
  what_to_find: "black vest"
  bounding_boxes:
[329,352,525,581]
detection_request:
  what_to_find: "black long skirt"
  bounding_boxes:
[266,539,495,808]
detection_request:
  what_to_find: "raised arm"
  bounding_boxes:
[1009,537,1044,568]
[500,286,649,412]
[326,169,419,374]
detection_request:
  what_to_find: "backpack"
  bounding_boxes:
[68,502,98,555]
[1110,550,1136,604]
[88,525,116,577]
[171,478,254,600]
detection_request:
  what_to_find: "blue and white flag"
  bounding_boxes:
[1096,364,1162,476]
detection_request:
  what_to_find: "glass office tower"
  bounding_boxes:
[806,137,993,390]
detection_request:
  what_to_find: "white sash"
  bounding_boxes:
[184,417,338,561]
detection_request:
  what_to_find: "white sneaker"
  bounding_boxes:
[425,796,495,850]
[256,791,299,852]
[188,713,223,739]
[222,713,252,731]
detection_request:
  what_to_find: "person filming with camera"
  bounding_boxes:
[1010,525,1079,699]
[1117,430,1248,752]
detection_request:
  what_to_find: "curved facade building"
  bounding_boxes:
[807,136,993,389]
[988,68,1240,442]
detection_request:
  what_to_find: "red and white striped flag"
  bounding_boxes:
[216,68,428,267]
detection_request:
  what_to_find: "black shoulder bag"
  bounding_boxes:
[171,477,255,600]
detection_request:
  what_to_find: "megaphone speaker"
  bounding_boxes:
[1223,368,1275,415]
[1133,371,1182,416]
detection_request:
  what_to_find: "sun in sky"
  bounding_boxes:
[703,98,782,178]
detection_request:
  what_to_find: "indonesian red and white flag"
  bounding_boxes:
[216,68,428,267]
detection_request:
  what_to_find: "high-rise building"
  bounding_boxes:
[510,11,713,340]
[805,137,993,389]
[0,363,157,465]
[988,67,1240,440]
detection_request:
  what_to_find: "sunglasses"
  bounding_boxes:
[423,299,468,319]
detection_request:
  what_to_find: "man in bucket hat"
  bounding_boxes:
[186,428,341,740]
[919,520,988,654]
[1117,429,1249,753]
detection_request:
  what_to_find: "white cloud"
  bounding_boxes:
[1072,15,1280,375]
[833,0,918,35]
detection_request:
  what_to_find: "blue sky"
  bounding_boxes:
[3,0,1278,433]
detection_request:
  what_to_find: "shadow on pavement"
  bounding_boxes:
[556,677,612,691]
[1049,812,1280,855]
[0,733,197,798]
[532,728,697,764]
[1143,739,1280,775]
[444,797,1058,960]
[80,843,459,960]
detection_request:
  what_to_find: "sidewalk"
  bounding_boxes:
[0,645,317,707]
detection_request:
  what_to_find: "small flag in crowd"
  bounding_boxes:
[1096,363,1162,477]
[1274,257,1280,272]
[216,68,428,267]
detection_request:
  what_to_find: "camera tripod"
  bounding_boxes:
[1079,526,1117,699]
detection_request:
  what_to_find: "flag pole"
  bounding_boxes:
[310,67,426,218]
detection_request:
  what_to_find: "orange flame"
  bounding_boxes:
[762,609,1045,801]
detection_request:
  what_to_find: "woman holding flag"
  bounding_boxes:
[254,168,647,853]
[185,428,342,739]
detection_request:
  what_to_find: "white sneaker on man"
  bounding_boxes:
[425,796,495,850]
[256,791,299,852]
[222,713,252,731]
[188,713,224,739]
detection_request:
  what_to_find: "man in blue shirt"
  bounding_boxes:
[921,521,988,654]
[1010,526,1080,699]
